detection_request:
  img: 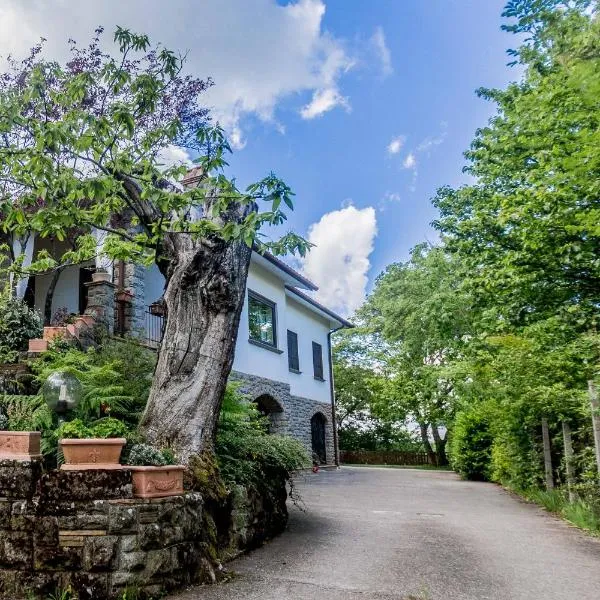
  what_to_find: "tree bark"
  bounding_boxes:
[588,380,600,477]
[44,267,65,325]
[431,425,448,466]
[541,417,554,491]
[419,422,437,465]
[139,231,252,462]
[562,421,576,503]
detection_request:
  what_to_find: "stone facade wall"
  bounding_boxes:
[231,371,336,465]
[0,460,288,599]
[113,261,147,336]
[84,280,116,334]
[123,262,146,334]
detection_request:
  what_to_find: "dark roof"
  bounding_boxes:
[256,250,318,291]
[285,286,354,329]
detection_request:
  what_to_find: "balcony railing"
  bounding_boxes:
[144,309,165,349]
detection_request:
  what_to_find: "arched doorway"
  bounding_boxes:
[311,412,327,464]
[255,394,284,434]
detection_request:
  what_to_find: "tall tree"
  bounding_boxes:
[358,244,474,465]
[0,28,308,460]
[433,1,599,328]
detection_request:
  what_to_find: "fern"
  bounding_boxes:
[31,341,154,427]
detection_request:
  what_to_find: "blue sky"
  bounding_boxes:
[0,0,519,315]
[224,1,518,311]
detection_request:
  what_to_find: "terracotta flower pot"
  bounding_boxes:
[43,326,67,341]
[92,271,112,283]
[130,465,186,498]
[60,438,126,470]
[0,431,42,460]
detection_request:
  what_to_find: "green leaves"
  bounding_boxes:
[0,27,308,281]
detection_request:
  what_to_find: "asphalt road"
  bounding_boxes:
[171,466,600,600]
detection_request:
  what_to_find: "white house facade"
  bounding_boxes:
[25,248,351,466]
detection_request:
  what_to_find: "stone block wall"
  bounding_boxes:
[0,459,288,599]
[231,371,336,465]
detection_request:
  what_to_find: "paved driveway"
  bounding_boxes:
[171,466,600,600]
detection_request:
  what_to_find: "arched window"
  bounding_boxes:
[255,394,284,434]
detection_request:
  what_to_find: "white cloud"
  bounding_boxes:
[403,152,417,170]
[416,125,448,154]
[157,145,192,169]
[0,0,354,148]
[378,191,401,211]
[300,86,350,120]
[302,205,377,317]
[387,135,405,155]
[370,26,393,77]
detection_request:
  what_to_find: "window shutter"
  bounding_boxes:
[287,330,299,371]
[312,342,324,379]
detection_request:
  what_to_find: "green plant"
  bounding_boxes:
[125,443,177,466]
[448,406,493,481]
[0,394,53,432]
[47,585,76,600]
[55,418,92,439]
[91,417,130,438]
[32,340,155,428]
[0,291,42,363]
[55,417,130,439]
[215,384,309,489]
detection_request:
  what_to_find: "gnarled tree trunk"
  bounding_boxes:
[140,231,252,462]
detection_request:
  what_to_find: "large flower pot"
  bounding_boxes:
[0,431,42,460]
[130,465,186,498]
[60,438,126,470]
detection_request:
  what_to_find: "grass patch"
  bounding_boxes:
[517,486,600,536]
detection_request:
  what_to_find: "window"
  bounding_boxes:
[287,330,300,372]
[248,291,277,347]
[312,341,324,380]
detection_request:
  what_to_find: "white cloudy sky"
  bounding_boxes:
[0,1,516,317]
[0,0,382,316]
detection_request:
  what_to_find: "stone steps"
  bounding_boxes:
[28,315,96,354]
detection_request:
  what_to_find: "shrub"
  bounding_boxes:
[215,384,309,489]
[449,405,493,480]
[125,443,177,466]
[0,292,42,363]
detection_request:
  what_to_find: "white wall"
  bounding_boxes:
[284,296,331,403]
[34,263,93,320]
[232,262,289,383]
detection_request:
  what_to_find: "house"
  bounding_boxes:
[23,244,352,466]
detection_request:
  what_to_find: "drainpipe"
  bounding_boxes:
[327,325,344,467]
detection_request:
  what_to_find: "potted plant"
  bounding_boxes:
[0,411,42,461]
[58,418,128,470]
[125,443,185,498]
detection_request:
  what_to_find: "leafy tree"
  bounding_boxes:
[0,28,308,460]
[432,1,599,328]
[356,244,474,465]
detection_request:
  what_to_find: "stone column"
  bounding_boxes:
[123,261,146,334]
[84,272,116,334]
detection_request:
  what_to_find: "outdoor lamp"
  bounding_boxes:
[42,371,83,421]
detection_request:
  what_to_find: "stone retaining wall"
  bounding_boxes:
[0,459,288,599]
